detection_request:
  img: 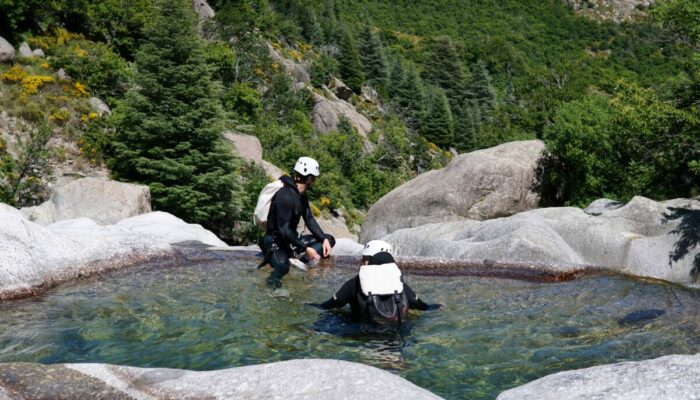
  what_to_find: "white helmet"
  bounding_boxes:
[294,156,320,177]
[362,240,393,257]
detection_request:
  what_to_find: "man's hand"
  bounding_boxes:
[322,238,332,257]
[306,246,321,261]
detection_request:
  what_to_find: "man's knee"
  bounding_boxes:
[270,250,290,275]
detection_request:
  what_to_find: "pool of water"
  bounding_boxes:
[1,250,699,399]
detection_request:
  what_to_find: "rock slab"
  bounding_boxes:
[0,37,15,62]
[497,353,700,400]
[0,204,225,299]
[0,360,443,400]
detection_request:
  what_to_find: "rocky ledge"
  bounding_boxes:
[498,353,700,400]
[0,204,226,300]
[0,359,443,400]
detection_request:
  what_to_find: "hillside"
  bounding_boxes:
[0,0,698,243]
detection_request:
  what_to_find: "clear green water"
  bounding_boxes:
[1,252,699,400]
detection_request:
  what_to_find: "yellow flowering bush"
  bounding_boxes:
[2,66,28,82]
[73,82,89,96]
[21,75,55,94]
[310,202,321,218]
[49,108,70,123]
[320,196,331,207]
[73,46,88,58]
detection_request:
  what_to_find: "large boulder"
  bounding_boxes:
[192,0,215,21]
[0,204,225,299]
[222,131,284,179]
[20,177,151,225]
[0,36,15,62]
[89,97,111,116]
[312,88,373,140]
[497,353,700,400]
[18,42,32,57]
[384,196,700,284]
[360,140,545,242]
[0,359,442,399]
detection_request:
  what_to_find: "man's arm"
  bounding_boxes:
[318,277,357,309]
[301,196,326,242]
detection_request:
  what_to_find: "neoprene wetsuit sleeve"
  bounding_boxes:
[274,187,307,251]
[404,284,431,311]
[301,196,326,242]
[319,277,357,309]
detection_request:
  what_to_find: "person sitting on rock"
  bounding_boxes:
[312,250,442,324]
[258,156,335,288]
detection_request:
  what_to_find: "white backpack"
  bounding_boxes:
[253,179,284,229]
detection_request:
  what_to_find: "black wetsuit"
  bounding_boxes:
[318,275,437,322]
[259,175,335,287]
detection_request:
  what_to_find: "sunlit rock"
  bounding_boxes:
[360,140,545,242]
[497,353,700,400]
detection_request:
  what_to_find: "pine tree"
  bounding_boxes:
[109,0,242,235]
[338,26,365,93]
[359,25,388,92]
[298,6,324,45]
[394,63,425,131]
[422,36,467,105]
[387,55,405,99]
[421,85,454,147]
[467,59,497,123]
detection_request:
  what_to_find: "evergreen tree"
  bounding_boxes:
[394,63,425,131]
[387,55,405,99]
[109,0,242,236]
[422,36,467,105]
[359,25,388,92]
[454,101,479,152]
[320,0,340,45]
[421,85,454,147]
[467,59,497,124]
[338,26,365,93]
[298,5,324,45]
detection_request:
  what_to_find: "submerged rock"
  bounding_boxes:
[618,309,665,326]
[0,360,443,399]
[497,353,700,400]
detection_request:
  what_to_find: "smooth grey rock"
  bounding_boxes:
[312,88,373,139]
[56,68,71,81]
[497,353,700,400]
[583,198,624,215]
[65,359,443,399]
[383,196,700,284]
[0,204,225,299]
[89,97,111,116]
[21,177,151,225]
[222,131,284,180]
[18,42,32,57]
[360,140,545,242]
[0,37,15,62]
[31,48,44,57]
[333,238,364,256]
[192,0,215,20]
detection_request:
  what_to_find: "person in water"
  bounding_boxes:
[313,247,442,323]
[259,156,335,288]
